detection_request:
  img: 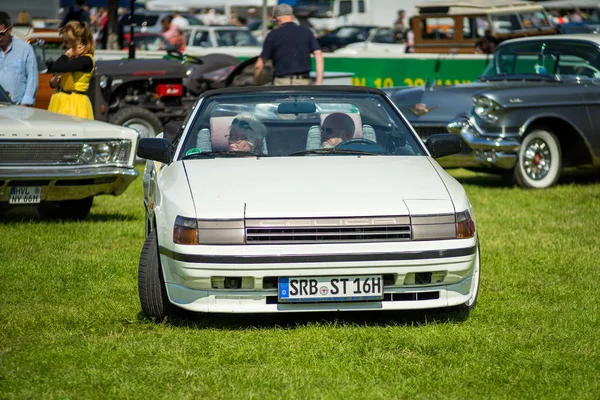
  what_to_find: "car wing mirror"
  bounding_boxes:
[424,134,463,158]
[137,138,173,163]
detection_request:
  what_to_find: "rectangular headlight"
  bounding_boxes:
[411,211,475,240]
[173,217,244,245]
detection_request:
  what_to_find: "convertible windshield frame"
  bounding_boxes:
[177,90,426,160]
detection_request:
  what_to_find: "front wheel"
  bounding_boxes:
[513,129,562,189]
[138,230,173,321]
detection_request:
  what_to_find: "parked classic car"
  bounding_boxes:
[0,85,139,219]
[447,34,600,188]
[333,27,407,55]
[410,0,557,54]
[317,25,378,52]
[184,26,263,58]
[136,86,480,320]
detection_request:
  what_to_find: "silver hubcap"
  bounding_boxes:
[124,118,156,140]
[523,138,551,180]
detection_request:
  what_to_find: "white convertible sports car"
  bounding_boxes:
[138,86,480,319]
[0,86,139,219]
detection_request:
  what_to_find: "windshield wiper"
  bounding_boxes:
[480,74,560,83]
[182,151,269,159]
[289,148,384,156]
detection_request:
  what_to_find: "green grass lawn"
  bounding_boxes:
[1,167,599,399]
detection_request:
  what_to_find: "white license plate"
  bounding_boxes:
[9,187,41,204]
[278,275,383,302]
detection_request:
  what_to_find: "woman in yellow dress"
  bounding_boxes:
[47,20,95,119]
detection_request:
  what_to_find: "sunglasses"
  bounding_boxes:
[231,118,254,132]
[321,127,343,138]
[0,25,12,37]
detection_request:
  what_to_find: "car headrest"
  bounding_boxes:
[320,112,362,138]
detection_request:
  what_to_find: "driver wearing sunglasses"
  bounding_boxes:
[226,113,267,153]
[320,113,355,149]
[0,12,38,107]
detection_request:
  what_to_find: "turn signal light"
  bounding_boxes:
[456,210,475,238]
[173,216,198,245]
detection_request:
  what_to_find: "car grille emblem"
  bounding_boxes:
[408,103,438,116]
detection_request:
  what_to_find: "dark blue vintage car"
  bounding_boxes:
[388,34,600,188]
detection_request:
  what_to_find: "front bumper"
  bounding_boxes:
[447,117,521,170]
[0,166,138,202]
[159,239,480,313]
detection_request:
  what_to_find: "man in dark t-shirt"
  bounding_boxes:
[254,4,324,86]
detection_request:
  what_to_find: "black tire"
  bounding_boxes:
[138,230,172,320]
[513,129,562,189]
[37,197,93,220]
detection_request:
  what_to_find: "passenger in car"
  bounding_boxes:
[226,113,268,153]
[320,112,355,148]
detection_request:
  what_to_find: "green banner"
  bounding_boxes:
[321,55,490,88]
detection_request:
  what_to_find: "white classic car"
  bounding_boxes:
[0,86,139,219]
[184,26,263,58]
[137,86,480,319]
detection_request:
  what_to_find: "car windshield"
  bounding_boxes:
[179,90,425,159]
[480,39,600,79]
[214,29,260,46]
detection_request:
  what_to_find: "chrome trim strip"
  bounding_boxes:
[159,245,477,264]
[246,216,410,228]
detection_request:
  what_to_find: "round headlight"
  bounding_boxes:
[80,144,94,163]
[473,95,499,122]
[96,143,112,163]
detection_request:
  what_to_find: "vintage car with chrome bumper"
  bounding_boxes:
[0,89,139,218]
[447,116,520,170]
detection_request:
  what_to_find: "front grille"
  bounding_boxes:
[0,142,82,164]
[246,217,411,244]
[0,141,131,165]
[413,125,448,140]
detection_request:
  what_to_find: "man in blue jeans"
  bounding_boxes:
[0,12,38,106]
[254,4,324,86]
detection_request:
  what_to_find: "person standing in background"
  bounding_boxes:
[0,12,38,106]
[47,21,95,119]
[61,0,91,26]
[254,4,323,86]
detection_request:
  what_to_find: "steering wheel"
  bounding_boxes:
[167,50,203,65]
[167,49,183,60]
[335,138,386,153]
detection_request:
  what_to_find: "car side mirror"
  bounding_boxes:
[137,138,173,163]
[424,134,463,158]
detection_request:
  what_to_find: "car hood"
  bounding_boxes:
[183,157,454,219]
[390,79,570,124]
[390,82,490,124]
[0,104,137,139]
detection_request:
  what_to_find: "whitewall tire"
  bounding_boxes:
[514,129,562,189]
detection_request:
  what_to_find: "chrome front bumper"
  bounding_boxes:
[447,118,521,170]
[0,166,138,202]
